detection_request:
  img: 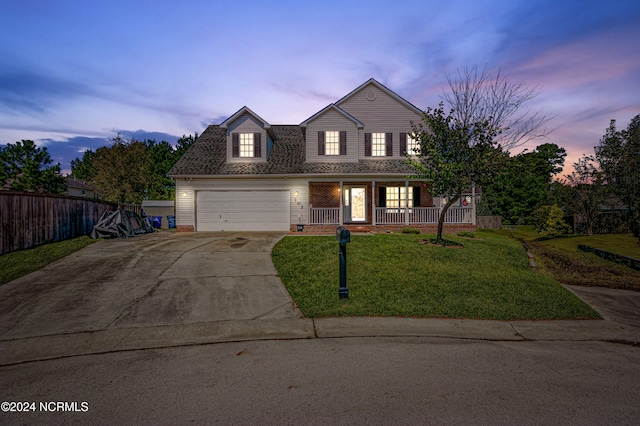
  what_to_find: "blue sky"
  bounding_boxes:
[1,0,639,175]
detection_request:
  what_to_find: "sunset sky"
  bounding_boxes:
[1,0,639,175]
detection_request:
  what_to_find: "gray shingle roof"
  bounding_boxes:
[168,124,415,177]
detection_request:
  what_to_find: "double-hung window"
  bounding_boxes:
[372,133,386,157]
[407,135,419,155]
[365,132,392,157]
[232,132,262,158]
[400,132,420,156]
[318,131,346,156]
[325,131,339,155]
[385,187,413,212]
[239,133,254,157]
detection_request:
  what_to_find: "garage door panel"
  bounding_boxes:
[197,190,289,231]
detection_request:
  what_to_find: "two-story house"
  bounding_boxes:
[168,78,476,232]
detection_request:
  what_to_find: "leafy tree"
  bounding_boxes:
[145,134,198,199]
[533,204,571,239]
[69,132,199,203]
[174,133,198,158]
[408,103,503,244]
[92,134,153,203]
[563,156,607,236]
[0,139,66,193]
[146,140,177,200]
[480,143,566,224]
[70,149,96,182]
[595,115,640,239]
[441,65,555,152]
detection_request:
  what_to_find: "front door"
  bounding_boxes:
[348,187,366,222]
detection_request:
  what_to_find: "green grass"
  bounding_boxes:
[544,233,640,259]
[0,236,98,285]
[500,226,640,291]
[272,231,599,319]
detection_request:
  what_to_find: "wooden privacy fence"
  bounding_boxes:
[477,215,502,229]
[0,191,116,255]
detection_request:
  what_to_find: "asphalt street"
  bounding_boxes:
[2,337,639,425]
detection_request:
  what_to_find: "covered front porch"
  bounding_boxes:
[305,180,476,228]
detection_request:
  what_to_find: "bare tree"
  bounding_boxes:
[441,65,555,152]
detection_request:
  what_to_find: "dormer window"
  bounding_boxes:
[232,132,262,158]
[240,133,254,157]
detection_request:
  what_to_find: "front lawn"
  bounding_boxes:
[544,233,640,259]
[0,236,97,285]
[272,231,599,319]
[501,226,640,291]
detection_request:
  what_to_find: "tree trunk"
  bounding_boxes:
[437,195,461,245]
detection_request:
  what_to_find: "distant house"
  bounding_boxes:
[168,78,477,232]
[65,178,97,199]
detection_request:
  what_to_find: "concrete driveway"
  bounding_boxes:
[0,232,300,340]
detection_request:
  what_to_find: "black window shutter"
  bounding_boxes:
[400,132,407,154]
[254,133,261,157]
[378,186,386,207]
[413,186,421,206]
[339,131,347,155]
[385,133,393,156]
[232,133,239,157]
[318,131,325,156]
[364,133,372,156]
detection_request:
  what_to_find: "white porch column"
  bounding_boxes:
[339,180,344,225]
[472,182,477,225]
[404,180,410,225]
[372,180,376,226]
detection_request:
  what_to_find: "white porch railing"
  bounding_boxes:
[309,207,340,224]
[444,206,474,224]
[374,206,474,225]
[310,206,474,225]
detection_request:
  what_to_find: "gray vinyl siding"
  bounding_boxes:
[306,109,359,163]
[338,83,422,159]
[226,113,267,163]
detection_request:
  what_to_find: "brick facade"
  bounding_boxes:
[309,182,340,207]
[310,181,433,225]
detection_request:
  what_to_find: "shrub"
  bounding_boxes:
[402,227,420,234]
[533,204,571,239]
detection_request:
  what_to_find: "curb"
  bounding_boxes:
[1,317,638,367]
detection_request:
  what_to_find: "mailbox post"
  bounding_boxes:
[336,226,351,299]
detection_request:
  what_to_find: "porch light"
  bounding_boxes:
[294,191,299,197]
[182,191,187,197]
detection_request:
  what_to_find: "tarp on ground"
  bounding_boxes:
[90,209,155,239]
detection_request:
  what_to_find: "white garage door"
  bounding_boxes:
[196,190,290,231]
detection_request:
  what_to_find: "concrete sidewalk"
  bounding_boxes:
[1,314,639,366]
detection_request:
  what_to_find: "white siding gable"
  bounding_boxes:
[226,113,267,163]
[338,82,422,159]
[305,108,359,163]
